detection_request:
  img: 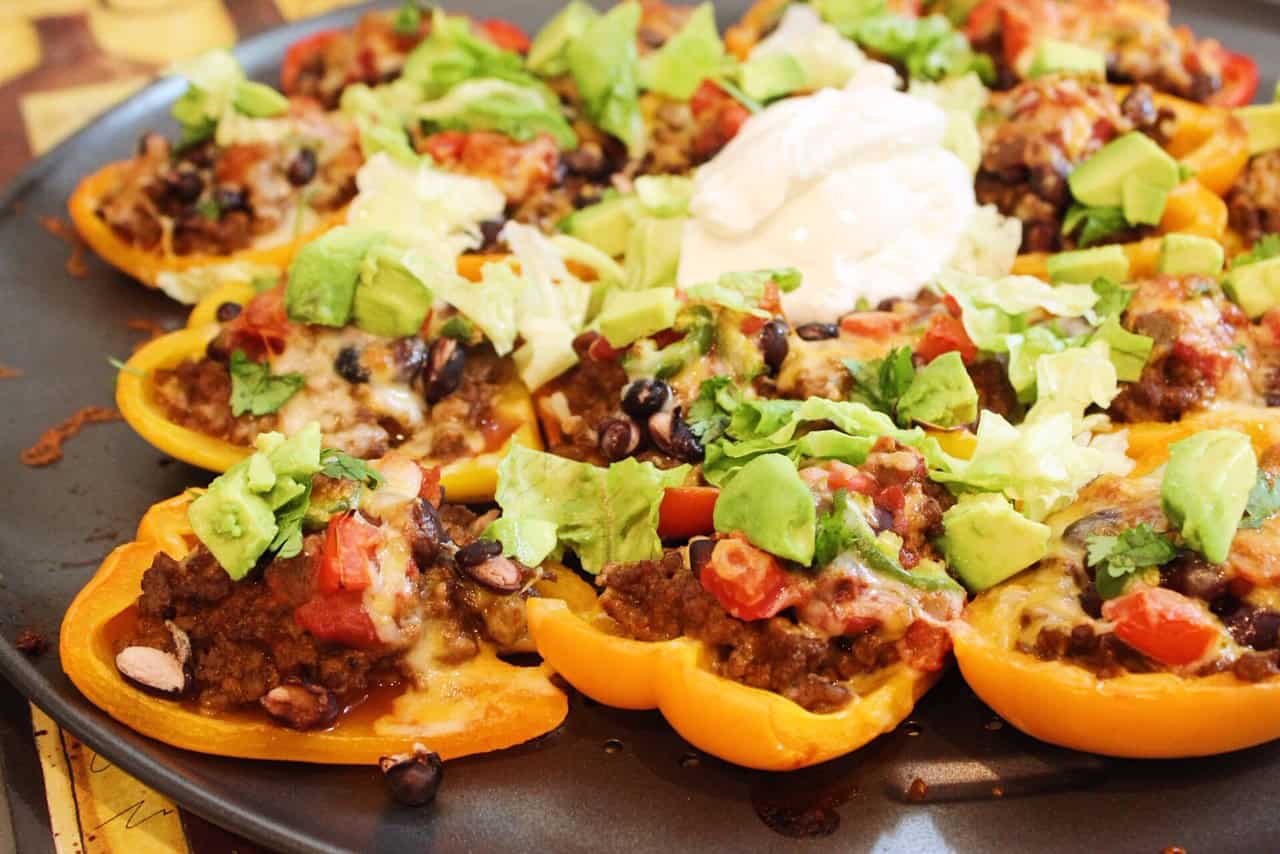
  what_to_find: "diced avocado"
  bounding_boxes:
[1121,173,1170,226]
[714,309,766,381]
[264,475,308,512]
[624,216,686,291]
[259,423,322,478]
[597,287,680,348]
[1235,104,1280,156]
[1158,233,1225,276]
[941,493,1050,592]
[713,454,816,565]
[740,53,807,102]
[1068,132,1180,209]
[897,351,979,428]
[634,175,693,218]
[559,194,634,258]
[527,0,599,76]
[1089,317,1153,382]
[246,453,276,493]
[1046,244,1130,284]
[233,80,289,118]
[1027,39,1105,80]
[188,467,277,581]
[1224,255,1280,318]
[286,226,386,327]
[353,247,433,338]
[1161,429,1256,564]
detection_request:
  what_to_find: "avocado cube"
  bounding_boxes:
[597,287,680,348]
[1027,39,1105,80]
[941,493,1050,592]
[1046,244,1130,284]
[1158,233,1225,276]
[286,227,386,328]
[1069,132,1180,209]
[1235,103,1280,157]
[1122,173,1171,226]
[1224,255,1280,318]
[353,248,433,338]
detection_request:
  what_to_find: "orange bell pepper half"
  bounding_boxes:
[954,405,1280,758]
[68,161,348,291]
[116,278,542,503]
[61,493,596,764]
[526,598,940,771]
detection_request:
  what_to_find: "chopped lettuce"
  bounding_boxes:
[623,216,686,290]
[416,78,576,148]
[634,174,695,217]
[897,351,978,427]
[1089,317,1153,382]
[813,0,887,33]
[854,13,992,82]
[401,10,532,99]
[934,410,1104,521]
[1023,341,1119,432]
[416,258,521,355]
[1005,325,1065,402]
[681,267,800,315]
[638,3,732,100]
[528,0,600,77]
[493,445,689,573]
[345,152,505,263]
[340,81,423,163]
[170,49,288,145]
[506,223,595,389]
[568,2,646,157]
[937,271,1097,352]
[742,4,865,99]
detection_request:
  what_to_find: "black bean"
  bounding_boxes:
[688,538,715,573]
[214,185,247,212]
[334,346,370,384]
[391,337,428,382]
[1161,558,1229,602]
[380,748,444,807]
[215,301,242,323]
[759,319,789,375]
[478,218,504,248]
[649,410,704,463]
[1120,85,1157,129]
[795,322,838,341]
[115,646,189,697]
[205,332,231,363]
[456,540,502,569]
[409,499,451,566]
[286,148,317,186]
[621,378,671,420]
[1062,509,1123,547]
[1227,606,1280,651]
[1078,583,1103,619]
[460,555,525,593]
[165,169,204,203]
[260,682,339,730]
[422,338,465,403]
[598,417,642,461]
[562,142,608,178]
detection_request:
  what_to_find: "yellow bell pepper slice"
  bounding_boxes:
[955,405,1280,758]
[116,279,541,503]
[62,494,593,764]
[527,598,938,771]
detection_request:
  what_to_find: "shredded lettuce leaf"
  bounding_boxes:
[638,3,732,100]
[493,445,689,573]
[528,0,600,77]
[937,271,1097,352]
[743,4,866,99]
[568,2,646,157]
[401,10,533,100]
[1023,341,1119,432]
[416,78,577,148]
[170,49,288,145]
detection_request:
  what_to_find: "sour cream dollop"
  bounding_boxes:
[677,68,978,325]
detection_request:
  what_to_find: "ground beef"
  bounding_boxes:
[284,10,428,109]
[1228,151,1280,244]
[1026,622,1154,678]
[966,359,1021,421]
[977,77,1135,252]
[426,348,516,461]
[599,552,898,713]
[538,356,630,465]
[152,356,277,445]
[1109,275,1256,422]
[125,542,395,711]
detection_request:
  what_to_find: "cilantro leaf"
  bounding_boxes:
[686,376,741,443]
[1062,203,1129,248]
[814,489,857,568]
[1085,523,1178,599]
[393,0,423,35]
[1234,234,1280,269]
[1241,470,1280,529]
[845,346,915,421]
[228,350,304,417]
[319,448,384,490]
[267,479,313,560]
[1090,276,1135,322]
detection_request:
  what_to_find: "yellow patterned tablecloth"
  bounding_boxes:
[5,4,370,850]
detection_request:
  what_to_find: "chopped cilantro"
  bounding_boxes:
[228,350,304,417]
[1241,470,1280,530]
[814,489,856,568]
[319,448,384,490]
[1086,523,1178,599]
[1062,204,1129,248]
[1090,276,1135,322]
[844,346,915,422]
[1235,234,1280,269]
[267,479,313,559]
[195,197,221,221]
[686,376,741,443]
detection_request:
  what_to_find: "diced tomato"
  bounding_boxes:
[877,484,905,514]
[700,538,798,621]
[1208,51,1259,108]
[739,315,766,335]
[317,512,382,594]
[886,0,921,16]
[281,29,341,94]
[900,620,951,672]
[1170,339,1232,384]
[1102,587,1221,667]
[225,285,290,358]
[690,79,727,118]
[658,487,719,539]
[295,590,381,649]
[825,461,877,496]
[479,18,531,53]
[916,313,978,365]
[418,464,443,507]
[759,281,783,315]
[421,130,469,163]
[839,311,904,339]
[943,295,963,317]
[717,100,751,141]
[587,334,625,361]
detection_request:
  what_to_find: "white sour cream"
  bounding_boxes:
[677,69,978,325]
